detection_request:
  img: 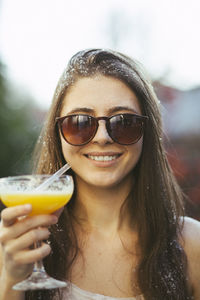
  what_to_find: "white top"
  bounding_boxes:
[63,282,144,300]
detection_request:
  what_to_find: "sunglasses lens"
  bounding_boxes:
[61,115,96,145]
[108,114,144,145]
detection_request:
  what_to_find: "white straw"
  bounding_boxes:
[35,163,71,191]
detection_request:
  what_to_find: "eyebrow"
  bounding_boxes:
[107,106,139,115]
[67,106,140,115]
[67,107,94,114]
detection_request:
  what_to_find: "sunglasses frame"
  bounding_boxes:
[56,113,149,146]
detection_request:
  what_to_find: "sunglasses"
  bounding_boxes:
[56,113,148,146]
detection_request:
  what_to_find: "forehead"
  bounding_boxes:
[61,75,141,115]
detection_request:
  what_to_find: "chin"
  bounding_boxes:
[87,176,125,189]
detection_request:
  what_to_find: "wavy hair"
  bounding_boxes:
[26,49,192,299]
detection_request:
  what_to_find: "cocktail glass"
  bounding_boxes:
[0,175,74,290]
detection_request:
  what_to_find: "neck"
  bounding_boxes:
[73,177,133,235]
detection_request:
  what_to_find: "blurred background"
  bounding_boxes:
[0,0,199,219]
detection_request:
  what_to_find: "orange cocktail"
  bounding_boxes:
[1,192,72,215]
[0,175,73,215]
[0,174,74,291]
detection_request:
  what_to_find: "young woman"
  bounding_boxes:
[0,49,200,300]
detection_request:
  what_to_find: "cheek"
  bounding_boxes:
[61,139,72,162]
[132,137,143,155]
[61,138,80,166]
[137,138,143,156]
[128,138,143,165]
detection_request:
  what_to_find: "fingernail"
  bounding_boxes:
[24,204,32,211]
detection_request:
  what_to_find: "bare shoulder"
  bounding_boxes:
[180,216,200,299]
[0,237,3,274]
[181,216,200,247]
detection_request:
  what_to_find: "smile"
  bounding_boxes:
[87,155,119,161]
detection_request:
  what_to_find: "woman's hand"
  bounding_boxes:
[0,204,58,285]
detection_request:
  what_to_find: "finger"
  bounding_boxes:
[52,206,64,218]
[13,243,51,266]
[0,214,57,243]
[0,205,32,227]
[5,228,50,254]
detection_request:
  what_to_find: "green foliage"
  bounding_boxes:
[0,62,44,177]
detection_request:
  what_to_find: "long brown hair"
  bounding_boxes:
[26,49,192,299]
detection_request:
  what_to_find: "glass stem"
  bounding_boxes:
[33,241,46,273]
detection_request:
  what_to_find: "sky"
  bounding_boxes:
[0,0,200,109]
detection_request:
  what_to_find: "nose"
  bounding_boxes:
[91,120,113,145]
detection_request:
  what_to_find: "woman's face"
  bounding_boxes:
[60,75,143,189]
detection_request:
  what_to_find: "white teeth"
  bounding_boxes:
[88,155,118,161]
